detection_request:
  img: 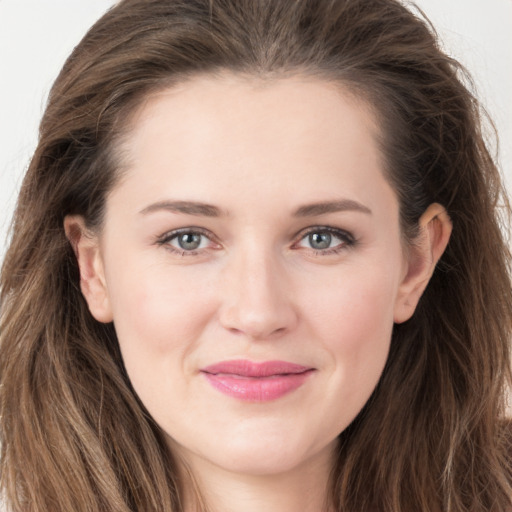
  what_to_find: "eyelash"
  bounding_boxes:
[156,226,356,257]
[294,226,356,255]
[156,227,219,256]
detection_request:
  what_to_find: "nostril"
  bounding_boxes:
[220,313,293,341]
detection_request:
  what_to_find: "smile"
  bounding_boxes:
[201,360,315,402]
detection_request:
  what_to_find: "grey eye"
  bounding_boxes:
[160,229,215,254]
[176,233,203,250]
[308,232,332,250]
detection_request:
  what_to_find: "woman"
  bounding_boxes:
[0,0,511,511]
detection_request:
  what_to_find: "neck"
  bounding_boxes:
[176,443,336,512]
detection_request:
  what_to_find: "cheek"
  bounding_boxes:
[304,261,398,350]
[301,262,399,421]
[108,261,211,341]
[104,261,217,393]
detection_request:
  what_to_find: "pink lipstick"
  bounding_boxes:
[201,360,314,402]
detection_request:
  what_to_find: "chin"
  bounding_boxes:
[193,424,335,477]
[211,445,313,476]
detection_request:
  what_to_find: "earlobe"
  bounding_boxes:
[64,215,113,323]
[393,203,452,324]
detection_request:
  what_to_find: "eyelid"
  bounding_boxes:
[292,225,356,253]
[155,225,356,256]
[156,227,221,253]
[294,225,355,242]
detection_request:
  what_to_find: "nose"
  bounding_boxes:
[218,247,298,340]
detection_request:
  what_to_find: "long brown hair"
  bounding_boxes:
[1,1,511,510]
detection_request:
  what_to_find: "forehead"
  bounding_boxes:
[111,73,395,217]
[126,73,379,147]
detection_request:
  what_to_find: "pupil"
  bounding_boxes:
[310,232,331,250]
[178,233,201,250]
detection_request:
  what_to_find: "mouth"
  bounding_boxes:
[200,360,315,402]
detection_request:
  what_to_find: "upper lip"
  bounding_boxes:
[201,360,313,378]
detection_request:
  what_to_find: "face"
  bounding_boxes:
[74,74,431,479]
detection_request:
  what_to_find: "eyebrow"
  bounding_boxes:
[139,198,372,218]
[293,199,372,217]
[139,200,223,217]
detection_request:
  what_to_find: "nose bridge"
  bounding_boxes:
[219,240,296,339]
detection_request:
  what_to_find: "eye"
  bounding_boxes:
[308,232,335,250]
[172,232,207,251]
[157,228,218,254]
[295,227,355,254]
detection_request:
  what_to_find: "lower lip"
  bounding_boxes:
[202,371,314,402]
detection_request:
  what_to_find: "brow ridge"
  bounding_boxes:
[293,199,372,217]
[139,198,371,218]
[139,200,222,217]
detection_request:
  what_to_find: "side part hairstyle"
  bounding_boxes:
[1,1,511,511]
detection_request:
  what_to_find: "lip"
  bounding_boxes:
[201,360,315,402]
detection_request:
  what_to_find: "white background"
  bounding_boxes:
[0,0,511,262]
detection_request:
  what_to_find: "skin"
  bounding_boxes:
[66,74,451,512]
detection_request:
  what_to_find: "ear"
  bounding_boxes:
[393,203,452,324]
[64,215,113,323]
